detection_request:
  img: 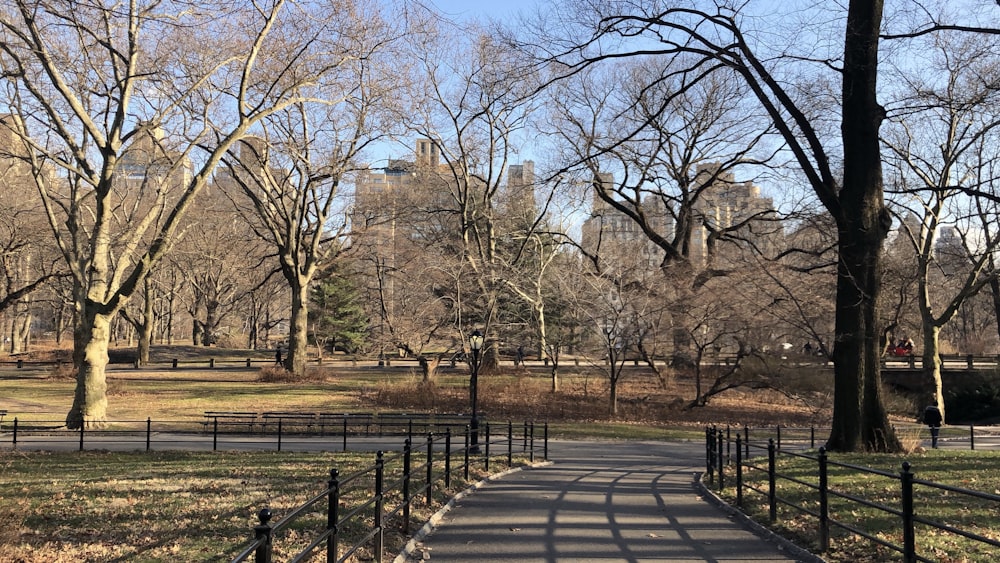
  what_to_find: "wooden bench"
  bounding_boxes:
[261,412,319,434]
[203,411,260,433]
[317,413,374,435]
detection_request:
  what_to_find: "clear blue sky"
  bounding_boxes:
[430,0,541,22]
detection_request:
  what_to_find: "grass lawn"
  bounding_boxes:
[0,448,498,562]
[715,449,1000,562]
[3,351,995,561]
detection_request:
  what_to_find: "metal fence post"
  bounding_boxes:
[426,433,434,506]
[717,429,725,491]
[768,439,777,523]
[818,447,829,553]
[544,422,549,461]
[213,418,218,451]
[328,469,339,563]
[706,427,715,486]
[507,421,513,467]
[725,425,731,463]
[374,451,384,563]
[744,425,750,459]
[463,425,470,481]
[901,461,915,563]
[529,422,535,463]
[970,425,975,450]
[342,418,348,452]
[484,422,491,473]
[776,424,782,451]
[402,440,411,534]
[146,417,151,452]
[79,421,85,451]
[810,426,815,449]
[277,420,283,452]
[12,417,17,449]
[445,428,452,488]
[735,433,743,507]
[254,508,273,563]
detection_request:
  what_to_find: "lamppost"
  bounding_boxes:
[468,329,484,453]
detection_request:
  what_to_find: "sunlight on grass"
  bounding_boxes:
[0,449,502,562]
[716,449,1000,562]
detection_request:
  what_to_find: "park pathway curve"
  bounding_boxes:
[399,440,820,563]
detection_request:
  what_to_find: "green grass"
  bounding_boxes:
[715,449,1000,562]
[0,448,502,562]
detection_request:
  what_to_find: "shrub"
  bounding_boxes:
[944,381,1000,424]
[256,365,326,383]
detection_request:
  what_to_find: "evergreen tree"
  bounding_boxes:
[309,269,368,354]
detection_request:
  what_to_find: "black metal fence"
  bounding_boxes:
[705,426,1000,562]
[231,421,547,563]
[0,413,531,453]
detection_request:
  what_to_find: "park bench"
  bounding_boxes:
[317,413,374,435]
[203,411,260,433]
[261,412,319,434]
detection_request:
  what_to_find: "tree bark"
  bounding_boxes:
[66,307,112,428]
[287,282,309,375]
[826,0,899,452]
[921,324,944,421]
[138,276,153,366]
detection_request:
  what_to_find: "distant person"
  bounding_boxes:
[923,403,943,448]
[275,347,283,366]
[515,345,524,366]
[803,342,813,355]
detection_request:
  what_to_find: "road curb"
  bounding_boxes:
[694,471,827,563]
[393,460,554,563]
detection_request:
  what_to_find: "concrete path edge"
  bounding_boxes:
[694,472,827,563]
[392,461,555,563]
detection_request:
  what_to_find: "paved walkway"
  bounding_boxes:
[399,440,820,562]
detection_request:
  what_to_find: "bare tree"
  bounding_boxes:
[402,10,543,359]
[882,29,1000,420]
[529,0,902,451]
[220,2,403,376]
[546,51,781,370]
[0,116,64,339]
[0,0,370,427]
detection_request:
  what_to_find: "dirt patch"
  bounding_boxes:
[364,374,832,429]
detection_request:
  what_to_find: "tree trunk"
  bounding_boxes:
[192,319,203,346]
[287,283,309,375]
[202,300,219,346]
[609,372,619,415]
[826,0,898,453]
[989,272,1000,345]
[921,324,944,421]
[13,309,31,353]
[66,308,112,429]
[138,276,153,366]
[419,355,440,381]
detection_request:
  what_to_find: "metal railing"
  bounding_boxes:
[705,426,1000,562]
[1,413,532,453]
[231,421,547,563]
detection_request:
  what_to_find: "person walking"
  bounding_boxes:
[923,402,943,448]
[275,346,283,366]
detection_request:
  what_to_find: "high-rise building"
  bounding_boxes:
[688,163,775,267]
[580,172,673,270]
[580,163,774,271]
[117,123,193,194]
